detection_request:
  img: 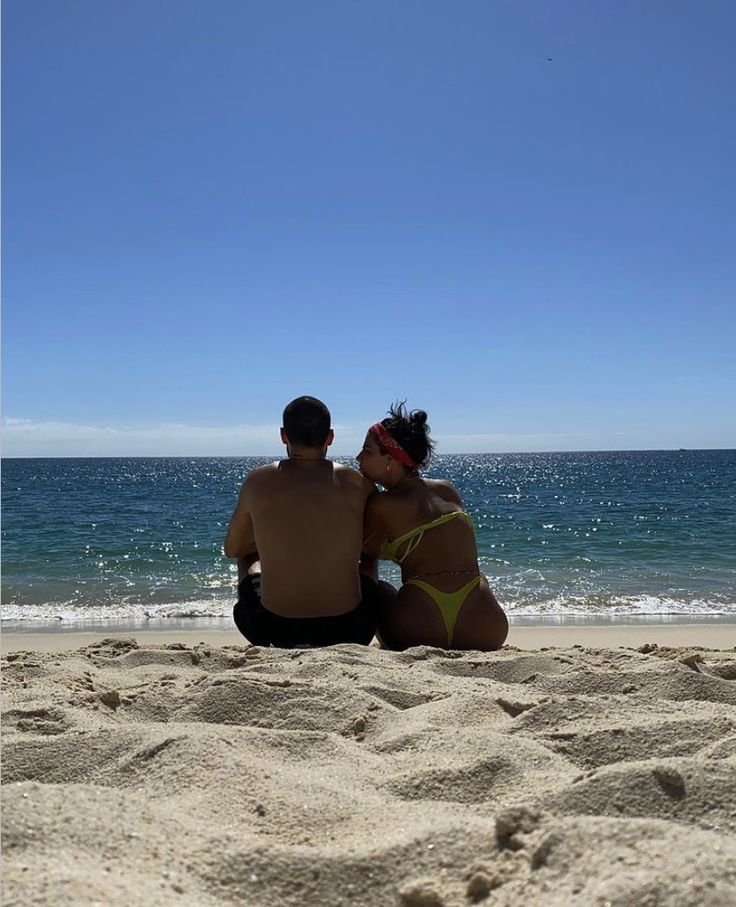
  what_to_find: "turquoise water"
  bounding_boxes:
[2,451,735,624]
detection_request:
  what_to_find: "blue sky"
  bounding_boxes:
[3,0,735,456]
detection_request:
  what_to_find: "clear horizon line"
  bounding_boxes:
[3,447,733,460]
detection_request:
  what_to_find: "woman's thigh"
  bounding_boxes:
[378,576,508,651]
[452,577,508,650]
[376,582,448,650]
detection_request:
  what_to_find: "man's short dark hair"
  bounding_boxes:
[282,396,331,447]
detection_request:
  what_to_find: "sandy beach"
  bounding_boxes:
[3,625,736,905]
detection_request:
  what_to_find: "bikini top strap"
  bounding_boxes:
[393,529,426,564]
[387,510,475,564]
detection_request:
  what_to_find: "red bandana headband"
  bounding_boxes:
[370,423,418,470]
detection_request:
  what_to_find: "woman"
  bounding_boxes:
[357,404,508,651]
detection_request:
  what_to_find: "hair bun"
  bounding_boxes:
[383,402,434,466]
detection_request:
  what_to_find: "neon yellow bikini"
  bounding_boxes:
[380,511,481,646]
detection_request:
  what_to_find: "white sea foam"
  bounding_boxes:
[0,599,233,625]
[507,594,735,618]
[2,592,734,627]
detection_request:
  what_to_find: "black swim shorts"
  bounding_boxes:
[233,573,378,648]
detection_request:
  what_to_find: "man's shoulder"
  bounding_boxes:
[332,461,361,479]
[332,462,376,496]
[242,461,280,488]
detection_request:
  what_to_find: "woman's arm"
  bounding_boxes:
[362,493,389,559]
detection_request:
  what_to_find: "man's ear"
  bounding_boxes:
[280,427,288,445]
[325,429,335,448]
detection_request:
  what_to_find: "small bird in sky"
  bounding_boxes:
[546,57,553,62]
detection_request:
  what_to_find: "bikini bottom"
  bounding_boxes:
[404,575,482,646]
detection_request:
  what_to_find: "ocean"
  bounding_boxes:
[2,451,735,627]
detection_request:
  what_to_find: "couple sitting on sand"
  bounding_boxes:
[224,396,508,651]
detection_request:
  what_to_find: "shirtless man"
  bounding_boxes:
[224,396,378,647]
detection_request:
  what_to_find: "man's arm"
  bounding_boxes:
[359,551,379,582]
[224,480,258,558]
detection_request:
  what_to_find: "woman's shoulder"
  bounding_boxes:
[365,488,417,536]
[423,477,463,507]
[368,477,462,521]
[366,488,401,518]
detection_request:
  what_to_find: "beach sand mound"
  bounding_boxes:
[3,639,736,905]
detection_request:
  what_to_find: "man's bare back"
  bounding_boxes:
[225,458,374,616]
[224,396,377,648]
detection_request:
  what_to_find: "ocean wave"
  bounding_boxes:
[505,593,736,618]
[0,598,233,624]
[2,593,734,627]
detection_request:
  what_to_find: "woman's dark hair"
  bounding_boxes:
[376,401,434,467]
